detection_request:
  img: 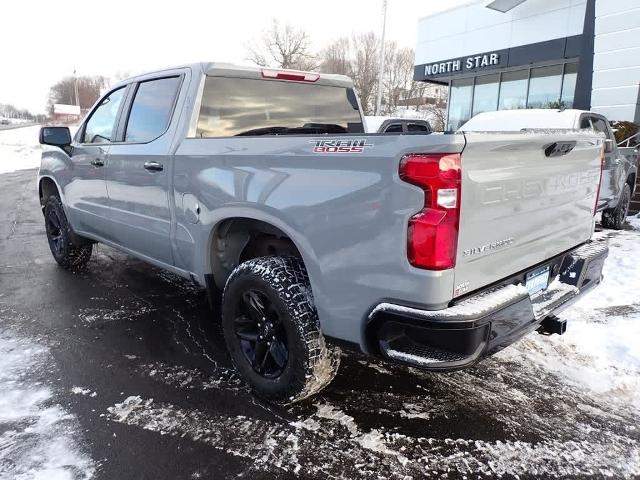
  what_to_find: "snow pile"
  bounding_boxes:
[71,386,98,397]
[0,125,42,174]
[499,215,640,407]
[0,329,95,479]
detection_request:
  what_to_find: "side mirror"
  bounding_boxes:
[39,127,72,148]
[604,138,614,154]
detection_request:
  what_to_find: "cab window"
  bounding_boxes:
[590,116,613,140]
[579,116,592,129]
[124,76,181,143]
[82,87,125,144]
[384,123,403,133]
[407,123,429,132]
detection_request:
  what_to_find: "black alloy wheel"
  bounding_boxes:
[43,195,93,270]
[602,183,631,230]
[46,207,65,257]
[221,256,341,404]
[234,289,288,378]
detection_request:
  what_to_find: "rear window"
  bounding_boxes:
[196,76,363,138]
[407,123,429,132]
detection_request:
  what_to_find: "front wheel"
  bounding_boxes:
[44,195,93,270]
[221,256,340,404]
[602,183,631,230]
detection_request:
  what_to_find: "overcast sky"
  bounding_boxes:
[2,0,468,113]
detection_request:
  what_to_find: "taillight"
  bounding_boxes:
[261,69,320,82]
[399,153,462,270]
[594,146,605,215]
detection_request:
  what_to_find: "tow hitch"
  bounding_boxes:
[537,315,567,336]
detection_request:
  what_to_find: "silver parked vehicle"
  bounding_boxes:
[460,109,638,230]
[38,63,608,403]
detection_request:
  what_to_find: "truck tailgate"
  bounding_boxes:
[454,131,602,297]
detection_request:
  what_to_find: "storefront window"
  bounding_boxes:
[560,63,578,108]
[527,65,563,108]
[447,78,473,130]
[443,62,579,127]
[498,70,528,110]
[472,74,499,116]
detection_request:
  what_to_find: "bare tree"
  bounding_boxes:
[249,26,444,120]
[320,34,422,116]
[46,75,109,114]
[380,43,415,115]
[0,103,40,121]
[423,103,447,131]
[350,32,381,115]
[319,37,351,76]
[411,81,448,130]
[319,34,380,115]
[247,20,317,70]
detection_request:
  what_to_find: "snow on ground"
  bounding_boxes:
[0,125,42,174]
[105,215,640,479]
[0,309,95,479]
[499,215,640,407]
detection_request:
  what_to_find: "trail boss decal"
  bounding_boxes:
[310,139,373,153]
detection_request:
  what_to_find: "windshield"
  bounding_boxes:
[196,76,363,137]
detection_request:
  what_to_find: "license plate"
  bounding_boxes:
[526,266,550,297]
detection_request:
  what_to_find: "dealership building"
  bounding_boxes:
[414,0,640,130]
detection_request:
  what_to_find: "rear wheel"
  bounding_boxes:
[44,195,93,270]
[602,183,631,230]
[221,256,340,404]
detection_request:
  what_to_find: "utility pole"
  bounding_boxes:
[73,69,80,107]
[375,0,388,116]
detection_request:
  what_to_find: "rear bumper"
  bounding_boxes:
[367,239,609,371]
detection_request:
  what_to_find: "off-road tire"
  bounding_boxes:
[602,183,631,230]
[44,195,93,271]
[221,256,340,404]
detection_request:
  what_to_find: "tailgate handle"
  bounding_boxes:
[544,141,576,157]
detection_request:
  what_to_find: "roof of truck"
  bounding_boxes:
[458,109,589,132]
[112,62,354,89]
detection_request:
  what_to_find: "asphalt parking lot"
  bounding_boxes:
[1,167,639,479]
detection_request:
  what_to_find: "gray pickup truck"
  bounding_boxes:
[38,63,608,403]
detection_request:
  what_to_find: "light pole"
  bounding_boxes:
[73,69,80,107]
[375,0,388,116]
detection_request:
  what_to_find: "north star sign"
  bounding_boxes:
[424,53,500,76]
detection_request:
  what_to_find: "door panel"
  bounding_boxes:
[64,87,126,238]
[105,76,182,266]
[106,145,173,264]
[64,143,110,237]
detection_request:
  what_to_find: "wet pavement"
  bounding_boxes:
[1,168,639,479]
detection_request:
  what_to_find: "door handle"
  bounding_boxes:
[90,158,104,167]
[143,161,164,172]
